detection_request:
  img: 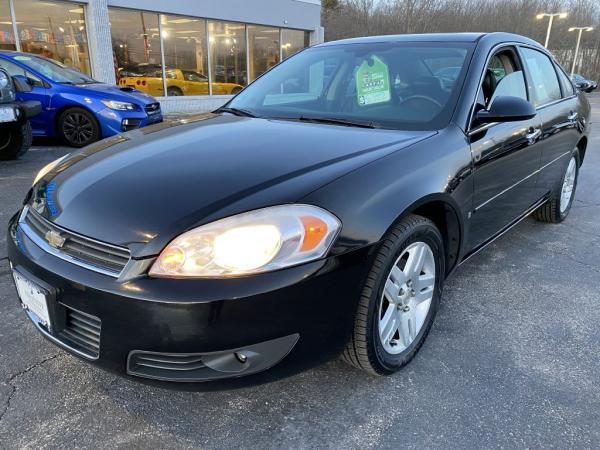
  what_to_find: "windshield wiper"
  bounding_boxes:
[215,107,259,118]
[296,116,381,129]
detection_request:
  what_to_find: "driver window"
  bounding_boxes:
[478,49,527,109]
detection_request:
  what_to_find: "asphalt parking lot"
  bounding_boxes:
[1,95,599,449]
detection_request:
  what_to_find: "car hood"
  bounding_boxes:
[60,82,157,105]
[32,114,435,257]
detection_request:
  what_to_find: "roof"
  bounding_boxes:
[318,32,542,48]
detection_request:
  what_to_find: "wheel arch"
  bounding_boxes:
[54,103,100,136]
[384,194,464,277]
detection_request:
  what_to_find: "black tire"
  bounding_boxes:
[231,86,243,95]
[533,149,580,223]
[58,107,100,148]
[0,120,32,160]
[342,214,445,375]
[167,87,183,96]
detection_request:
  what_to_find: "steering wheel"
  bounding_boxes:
[400,95,443,108]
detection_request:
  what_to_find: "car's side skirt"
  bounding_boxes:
[459,195,549,266]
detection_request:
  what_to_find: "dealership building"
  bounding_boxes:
[0,0,323,112]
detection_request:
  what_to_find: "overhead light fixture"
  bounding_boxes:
[167,18,198,24]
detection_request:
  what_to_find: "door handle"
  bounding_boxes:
[525,128,541,143]
[567,111,578,121]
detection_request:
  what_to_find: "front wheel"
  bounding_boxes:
[0,120,32,160]
[58,107,100,148]
[342,214,445,375]
[534,150,580,223]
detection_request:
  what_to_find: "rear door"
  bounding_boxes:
[466,46,544,250]
[519,47,581,197]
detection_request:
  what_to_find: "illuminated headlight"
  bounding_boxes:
[149,205,341,278]
[0,71,9,89]
[33,154,70,186]
[101,99,137,111]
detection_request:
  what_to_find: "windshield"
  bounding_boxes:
[12,55,97,84]
[228,42,474,130]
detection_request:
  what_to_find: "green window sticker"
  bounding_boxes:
[14,56,32,61]
[356,56,391,106]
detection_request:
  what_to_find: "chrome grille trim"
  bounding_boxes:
[18,206,131,278]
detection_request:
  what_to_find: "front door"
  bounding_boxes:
[467,47,544,250]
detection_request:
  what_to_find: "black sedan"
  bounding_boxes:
[8,32,591,386]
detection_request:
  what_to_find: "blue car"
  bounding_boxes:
[0,51,163,147]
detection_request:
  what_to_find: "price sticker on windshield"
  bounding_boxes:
[356,56,391,106]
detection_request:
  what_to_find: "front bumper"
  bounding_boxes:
[97,107,163,138]
[7,212,371,387]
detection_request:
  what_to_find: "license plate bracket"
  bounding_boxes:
[12,267,60,332]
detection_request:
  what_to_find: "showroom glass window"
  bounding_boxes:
[248,25,280,82]
[161,14,209,96]
[13,0,90,74]
[208,21,247,88]
[109,8,164,96]
[520,47,562,107]
[0,0,16,50]
[281,29,310,60]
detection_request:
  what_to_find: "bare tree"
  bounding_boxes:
[323,0,600,79]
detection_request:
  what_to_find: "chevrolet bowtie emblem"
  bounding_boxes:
[45,230,66,249]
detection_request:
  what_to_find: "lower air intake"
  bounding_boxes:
[58,306,101,359]
[127,334,299,382]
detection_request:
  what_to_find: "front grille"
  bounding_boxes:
[58,306,101,359]
[145,102,161,115]
[21,207,131,277]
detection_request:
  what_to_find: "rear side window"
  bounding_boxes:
[520,47,561,107]
[555,65,575,97]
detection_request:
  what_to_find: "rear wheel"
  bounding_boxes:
[0,120,32,160]
[231,86,243,95]
[534,150,580,223]
[342,214,445,375]
[58,107,100,148]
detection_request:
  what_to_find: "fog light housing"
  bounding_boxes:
[121,118,141,132]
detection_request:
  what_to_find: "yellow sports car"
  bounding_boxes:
[119,68,244,96]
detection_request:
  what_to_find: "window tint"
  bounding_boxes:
[490,71,527,103]
[0,58,44,87]
[478,49,527,108]
[520,48,561,107]
[556,65,575,97]
[230,43,474,131]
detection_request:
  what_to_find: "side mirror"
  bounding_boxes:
[12,75,33,93]
[475,96,536,124]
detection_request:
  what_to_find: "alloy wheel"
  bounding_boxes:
[560,157,577,214]
[62,112,94,146]
[378,241,436,354]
